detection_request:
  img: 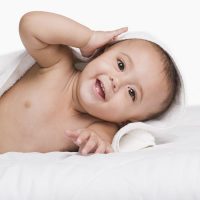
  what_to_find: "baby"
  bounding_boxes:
[0,11,180,155]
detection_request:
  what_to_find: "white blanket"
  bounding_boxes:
[0,50,35,97]
[0,106,200,200]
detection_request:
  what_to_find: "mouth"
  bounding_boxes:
[95,79,105,100]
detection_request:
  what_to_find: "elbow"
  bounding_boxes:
[19,12,33,34]
[19,11,42,34]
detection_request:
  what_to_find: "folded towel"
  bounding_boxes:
[0,31,185,152]
[112,122,156,152]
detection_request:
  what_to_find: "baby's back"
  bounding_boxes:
[0,56,97,153]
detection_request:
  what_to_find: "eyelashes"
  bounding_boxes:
[128,87,136,101]
[117,59,125,71]
[117,59,136,102]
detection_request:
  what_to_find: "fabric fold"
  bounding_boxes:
[0,49,35,96]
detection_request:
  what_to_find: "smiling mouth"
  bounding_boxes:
[95,79,105,100]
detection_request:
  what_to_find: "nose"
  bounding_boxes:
[110,76,119,92]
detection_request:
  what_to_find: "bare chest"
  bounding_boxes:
[0,64,95,153]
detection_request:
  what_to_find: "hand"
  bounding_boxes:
[80,27,128,57]
[65,129,114,155]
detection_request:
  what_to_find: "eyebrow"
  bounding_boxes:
[120,52,134,66]
[120,52,143,102]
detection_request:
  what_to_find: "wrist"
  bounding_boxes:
[81,30,95,49]
[80,30,98,57]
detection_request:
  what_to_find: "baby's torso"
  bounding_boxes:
[0,59,97,153]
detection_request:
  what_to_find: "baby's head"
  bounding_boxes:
[77,38,181,125]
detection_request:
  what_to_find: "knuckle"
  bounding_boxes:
[86,143,94,150]
[86,140,96,149]
[80,129,88,135]
[77,129,84,134]
[79,130,90,139]
[97,143,106,153]
[90,131,96,137]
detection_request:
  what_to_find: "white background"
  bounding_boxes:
[0,0,199,106]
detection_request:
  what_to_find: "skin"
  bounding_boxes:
[0,11,169,155]
[72,39,169,124]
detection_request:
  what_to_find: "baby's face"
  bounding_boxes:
[77,39,169,123]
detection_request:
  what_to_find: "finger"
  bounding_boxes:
[115,27,128,35]
[76,130,90,145]
[106,27,128,42]
[65,129,79,139]
[65,129,82,144]
[110,27,128,41]
[95,142,107,154]
[81,135,98,155]
[105,145,114,154]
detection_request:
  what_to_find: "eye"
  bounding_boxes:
[117,59,125,71]
[128,87,136,101]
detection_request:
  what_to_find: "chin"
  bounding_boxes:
[79,78,104,106]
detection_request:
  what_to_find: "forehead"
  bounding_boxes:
[110,39,165,77]
[107,39,165,69]
[110,39,156,53]
[112,39,165,74]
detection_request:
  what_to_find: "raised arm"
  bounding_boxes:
[19,11,93,68]
[19,11,128,68]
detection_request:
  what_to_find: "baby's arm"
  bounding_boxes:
[19,11,127,68]
[65,122,119,155]
[19,11,93,68]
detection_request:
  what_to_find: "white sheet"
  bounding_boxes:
[0,106,199,200]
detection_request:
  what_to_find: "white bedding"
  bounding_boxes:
[0,106,199,200]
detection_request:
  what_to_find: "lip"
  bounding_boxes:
[93,79,105,101]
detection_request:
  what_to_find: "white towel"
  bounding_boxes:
[0,31,185,152]
[0,49,35,96]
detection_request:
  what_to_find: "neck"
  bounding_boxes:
[70,71,86,114]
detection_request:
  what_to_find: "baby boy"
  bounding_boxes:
[0,11,180,155]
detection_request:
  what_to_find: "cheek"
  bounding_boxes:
[79,79,96,105]
[107,93,129,115]
[89,57,113,72]
[110,90,138,120]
